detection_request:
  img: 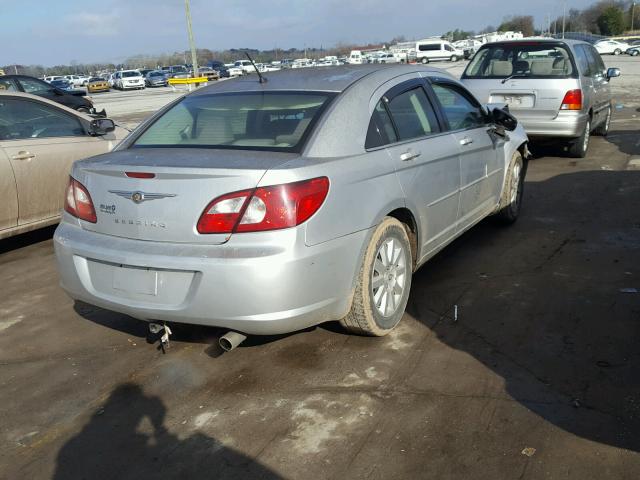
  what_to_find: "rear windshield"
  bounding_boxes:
[463,43,576,79]
[132,91,334,152]
[122,71,140,78]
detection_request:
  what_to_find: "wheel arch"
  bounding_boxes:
[387,207,419,269]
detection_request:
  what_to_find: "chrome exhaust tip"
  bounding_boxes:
[219,331,247,352]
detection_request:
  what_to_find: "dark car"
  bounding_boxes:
[49,79,73,91]
[0,75,98,114]
[208,61,230,78]
[139,69,153,77]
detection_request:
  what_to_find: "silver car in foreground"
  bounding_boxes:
[54,65,528,343]
[462,39,620,157]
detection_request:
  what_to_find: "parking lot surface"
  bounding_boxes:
[1,60,640,479]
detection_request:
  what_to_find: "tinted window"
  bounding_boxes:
[18,77,53,94]
[419,44,441,52]
[0,78,18,92]
[386,87,439,141]
[432,83,486,130]
[365,100,398,149]
[586,46,606,76]
[121,71,140,78]
[465,43,575,78]
[133,92,333,152]
[574,46,592,76]
[0,98,84,140]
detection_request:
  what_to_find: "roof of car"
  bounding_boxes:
[191,64,453,95]
[484,38,590,46]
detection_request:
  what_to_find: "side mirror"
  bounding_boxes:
[89,118,115,136]
[487,105,518,132]
[606,67,620,80]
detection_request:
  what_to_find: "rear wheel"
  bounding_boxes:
[341,217,412,336]
[614,49,622,55]
[421,57,429,64]
[495,151,525,224]
[594,105,611,136]
[568,118,591,158]
[450,55,458,62]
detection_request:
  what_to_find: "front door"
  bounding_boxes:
[0,97,116,225]
[430,81,501,228]
[0,149,18,232]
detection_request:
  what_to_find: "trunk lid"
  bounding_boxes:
[73,148,297,244]
[463,77,580,122]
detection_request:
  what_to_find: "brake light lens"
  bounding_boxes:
[197,177,329,234]
[64,177,97,223]
[560,89,582,110]
[125,172,155,178]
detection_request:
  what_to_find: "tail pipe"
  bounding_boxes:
[219,331,247,352]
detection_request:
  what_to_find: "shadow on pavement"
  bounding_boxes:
[53,383,281,480]
[0,225,56,255]
[407,169,640,453]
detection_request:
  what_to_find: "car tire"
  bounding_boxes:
[593,105,611,136]
[421,57,429,64]
[341,217,412,336]
[631,50,639,56]
[76,106,91,114]
[450,55,458,62]
[568,118,591,158]
[614,49,622,55]
[494,151,525,224]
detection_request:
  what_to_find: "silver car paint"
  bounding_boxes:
[461,39,613,138]
[54,65,528,335]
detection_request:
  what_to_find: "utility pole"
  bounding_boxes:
[184,0,198,77]
[562,0,566,39]
[632,2,636,32]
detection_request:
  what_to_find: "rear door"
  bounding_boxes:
[430,80,502,228]
[0,97,117,225]
[370,79,461,256]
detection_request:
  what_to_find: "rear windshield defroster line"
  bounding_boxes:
[130,91,337,154]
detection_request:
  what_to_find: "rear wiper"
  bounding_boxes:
[501,73,529,84]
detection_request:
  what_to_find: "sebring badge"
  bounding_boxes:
[109,190,177,204]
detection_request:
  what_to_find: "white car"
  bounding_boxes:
[227,66,243,77]
[374,53,399,64]
[63,75,87,87]
[233,60,254,74]
[595,40,631,55]
[115,70,145,90]
[44,76,64,82]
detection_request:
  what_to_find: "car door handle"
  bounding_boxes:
[11,151,36,160]
[459,137,474,146]
[400,150,421,161]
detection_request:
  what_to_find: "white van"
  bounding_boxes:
[415,40,464,63]
[347,50,363,65]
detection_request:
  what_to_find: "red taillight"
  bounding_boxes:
[197,177,329,234]
[125,172,155,178]
[64,177,97,223]
[560,89,582,110]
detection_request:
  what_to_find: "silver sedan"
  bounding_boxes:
[54,65,528,342]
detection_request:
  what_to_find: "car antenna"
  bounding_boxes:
[244,52,267,83]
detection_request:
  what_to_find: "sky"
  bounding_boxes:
[2,0,596,66]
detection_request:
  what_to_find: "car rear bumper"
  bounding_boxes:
[53,220,367,335]
[521,111,589,138]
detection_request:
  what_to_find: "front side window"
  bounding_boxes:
[585,46,606,77]
[0,98,84,140]
[133,91,333,152]
[464,43,576,78]
[386,87,439,141]
[432,83,486,130]
[574,46,592,76]
[18,77,53,94]
[0,78,18,92]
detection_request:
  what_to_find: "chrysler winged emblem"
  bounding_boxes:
[109,190,177,204]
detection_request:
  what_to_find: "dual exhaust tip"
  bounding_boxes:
[219,331,247,352]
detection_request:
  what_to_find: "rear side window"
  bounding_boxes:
[464,43,576,78]
[419,44,441,52]
[133,91,334,152]
[365,100,398,149]
[432,83,486,130]
[385,87,439,141]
